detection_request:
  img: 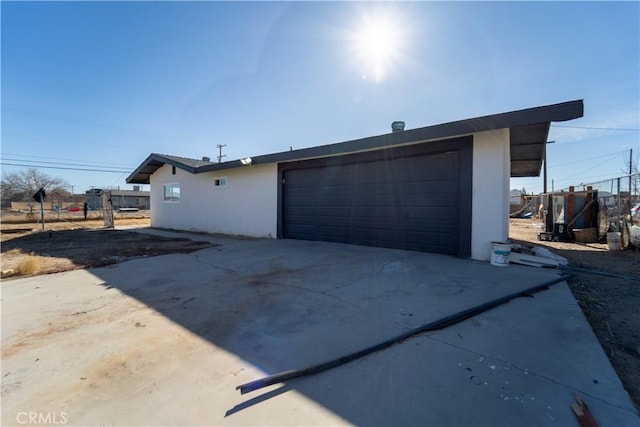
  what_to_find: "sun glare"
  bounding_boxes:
[352,13,404,83]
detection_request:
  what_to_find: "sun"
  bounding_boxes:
[352,13,404,83]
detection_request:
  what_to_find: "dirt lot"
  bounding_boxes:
[1,216,212,277]
[510,218,640,410]
[1,210,150,232]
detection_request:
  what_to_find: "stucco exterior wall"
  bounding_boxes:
[471,129,511,260]
[150,163,278,238]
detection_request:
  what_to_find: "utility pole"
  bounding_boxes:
[629,148,633,195]
[629,148,633,218]
[217,144,227,163]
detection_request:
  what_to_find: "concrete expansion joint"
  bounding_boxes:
[194,255,238,274]
[425,335,638,415]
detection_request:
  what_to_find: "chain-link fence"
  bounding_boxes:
[585,173,639,230]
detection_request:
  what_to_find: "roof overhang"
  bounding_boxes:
[126,99,583,183]
[126,154,205,184]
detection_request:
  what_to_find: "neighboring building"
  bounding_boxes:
[127,100,584,261]
[85,187,151,211]
[509,189,523,205]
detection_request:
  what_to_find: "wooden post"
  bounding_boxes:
[566,186,575,240]
[617,178,621,231]
[567,186,575,226]
[585,186,593,228]
[546,193,553,233]
[40,199,45,231]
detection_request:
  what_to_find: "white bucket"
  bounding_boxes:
[607,232,622,251]
[490,242,511,267]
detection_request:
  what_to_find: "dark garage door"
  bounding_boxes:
[280,140,472,256]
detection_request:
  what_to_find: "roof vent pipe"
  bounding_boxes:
[391,121,405,132]
[202,156,211,162]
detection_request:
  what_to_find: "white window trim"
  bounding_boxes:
[213,177,228,188]
[163,182,181,203]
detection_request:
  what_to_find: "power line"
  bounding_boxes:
[1,162,131,173]
[552,125,640,131]
[1,158,135,171]
[547,151,622,168]
[553,155,622,184]
[1,153,138,168]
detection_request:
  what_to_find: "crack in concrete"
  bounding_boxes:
[195,255,238,274]
[425,335,639,415]
[70,295,126,316]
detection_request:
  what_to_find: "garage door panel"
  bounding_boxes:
[401,211,456,225]
[400,194,458,206]
[316,217,350,228]
[316,226,350,241]
[353,197,397,208]
[285,224,316,239]
[285,188,319,200]
[403,231,456,246]
[402,204,457,214]
[286,205,317,216]
[356,181,400,194]
[286,218,316,228]
[351,229,402,246]
[352,217,399,229]
[316,206,351,217]
[316,195,352,205]
[402,222,457,234]
[352,207,397,218]
[282,142,470,256]
[403,180,457,194]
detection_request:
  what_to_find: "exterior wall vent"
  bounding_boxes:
[391,121,405,132]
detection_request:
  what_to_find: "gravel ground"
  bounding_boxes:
[509,218,640,411]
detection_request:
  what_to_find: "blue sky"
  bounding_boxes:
[2,1,638,194]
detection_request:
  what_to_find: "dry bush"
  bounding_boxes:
[17,256,41,276]
[5,248,23,255]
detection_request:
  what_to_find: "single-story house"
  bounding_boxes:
[127,99,584,261]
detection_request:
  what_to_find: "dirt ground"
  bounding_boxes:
[1,217,212,277]
[509,218,640,410]
[1,211,151,232]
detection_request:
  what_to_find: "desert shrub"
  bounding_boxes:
[17,256,40,275]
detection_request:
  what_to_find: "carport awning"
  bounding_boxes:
[126,100,584,183]
[510,122,552,177]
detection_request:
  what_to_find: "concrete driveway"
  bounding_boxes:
[2,232,638,426]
